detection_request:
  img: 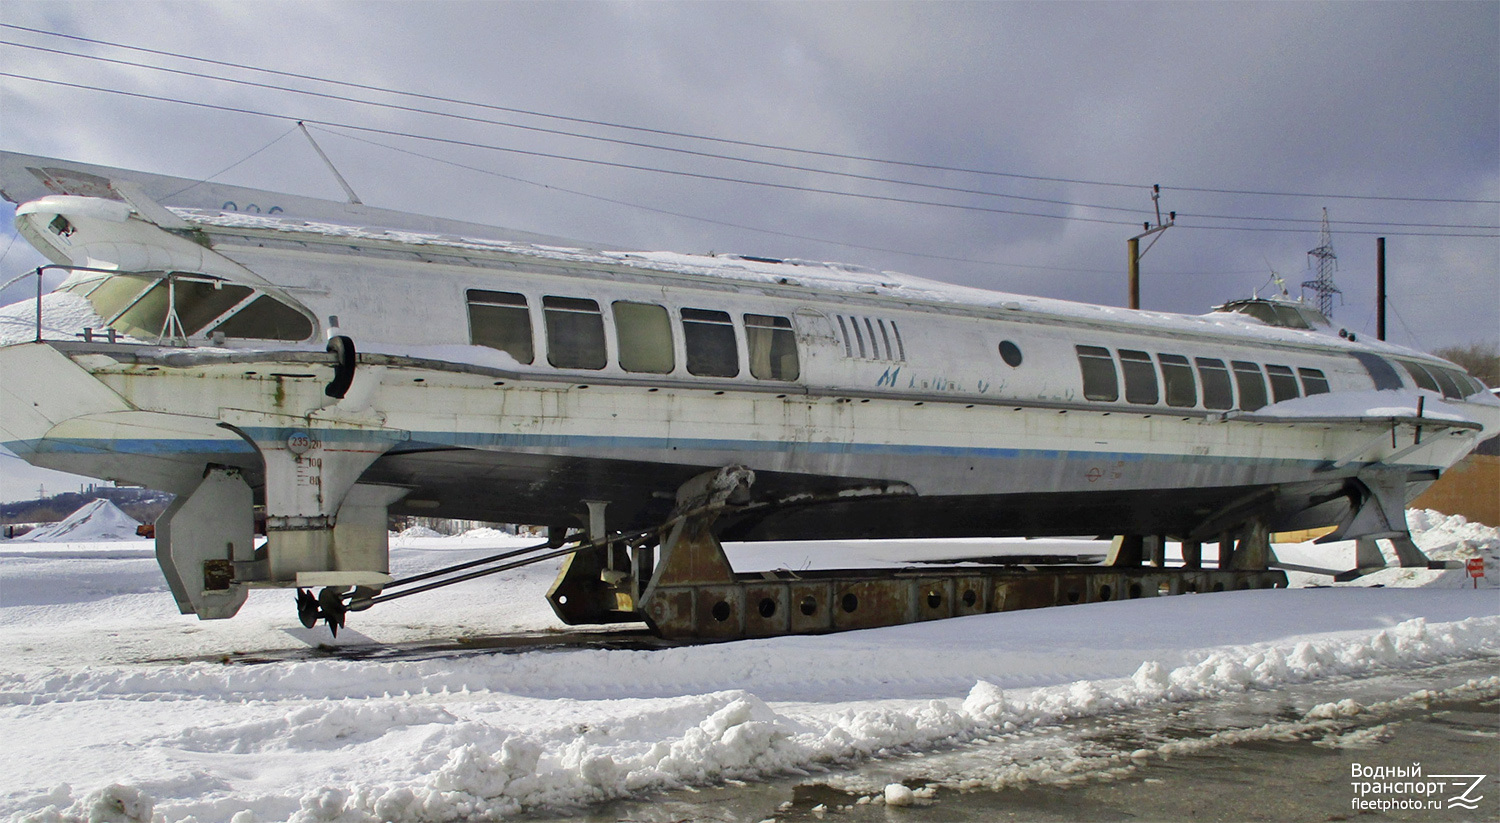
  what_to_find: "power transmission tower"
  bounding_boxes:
[1302,208,1339,317]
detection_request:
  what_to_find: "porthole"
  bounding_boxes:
[711,601,732,622]
[841,593,859,613]
[758,598,777,618]
[998,340,1023,367]
[799,596,818,616]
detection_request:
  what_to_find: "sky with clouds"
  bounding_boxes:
[0,1,1496,499]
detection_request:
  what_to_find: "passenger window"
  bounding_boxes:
[467,290,535,364]
[1196,358,1234,410]
[1119,349,1159,405]
[1076,345,1119,402]
[1298,368,1331,395]
[745,314,800,381]
[1271,305,1312,330]
[543,296,606,370]
[1350,352,1403,391]
[1231,361,1268,411]
[1399,361,1440,393]
[211,295,314,341]
[175,280,256,335]
[682,308,739,377]
[1158,354,1197,408]
[613,301,674,374]
[1429,367,1464,400]
[79,273,157,326]
[1265,365,1300,403]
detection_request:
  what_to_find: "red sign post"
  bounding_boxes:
[1466,558,1485,589]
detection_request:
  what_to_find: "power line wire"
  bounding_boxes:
[5,69,1493,239]
[0,71,1145,227]
[24,37,1496,231]
[0,38,1163,218]
[4,23,1495,207]
[163,122,300,198]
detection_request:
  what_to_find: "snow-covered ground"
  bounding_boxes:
[1,512,1497,823]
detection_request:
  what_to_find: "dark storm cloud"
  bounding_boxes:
[1,0,1495,349]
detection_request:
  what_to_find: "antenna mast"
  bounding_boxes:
[1302,208,1339,316]
[297,121,363,205]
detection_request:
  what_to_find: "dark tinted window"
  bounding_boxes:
[683,308,738,377]
[543,295,606,370]
[211,295,314,341]
[1231,360,1268,410]
[1265,364,1300,403]
[1351,352,1402,391]
[1298,367,1330,395]
[1076,345,1118,402]
[1399,361,1440,393]
[467,290,534,364]
[1119,349,1159,405]
[1196,358,1233,410]
[745,314,799,380]
[1159,354,1196,408]
[1430,367,1464,400]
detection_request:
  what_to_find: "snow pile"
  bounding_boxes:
[19,499,141,542]
[2,519,1498,822]
[0,292,115,347]
[6,614,1495,823]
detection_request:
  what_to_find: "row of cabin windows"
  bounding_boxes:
[1076,346,1329,412]
[467,290,800,381]
[1396,358,1486,400]
[836,315,906,362]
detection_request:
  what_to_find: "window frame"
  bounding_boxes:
[681,307,740,377]
[1076,345,1120,402]
[1231,360,1268,411]
[542,295,607,371]
[1265,364,1301,404]
[612,300,675,374]
[1158,353,1197,408]
[466,289,536,365]
[1118,349,1160,405]
[744,313,800,381]
[1195,357,1234,410]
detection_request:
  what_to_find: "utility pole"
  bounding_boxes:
[1302,208,1339,317]
[1375,237,1386,341]
[1127,185,1175,310]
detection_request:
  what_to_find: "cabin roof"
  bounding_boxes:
[174,206,1428,360]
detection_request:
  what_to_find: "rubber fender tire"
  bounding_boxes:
[325,334,356,399]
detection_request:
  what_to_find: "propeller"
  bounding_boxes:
[295,587,350,636]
